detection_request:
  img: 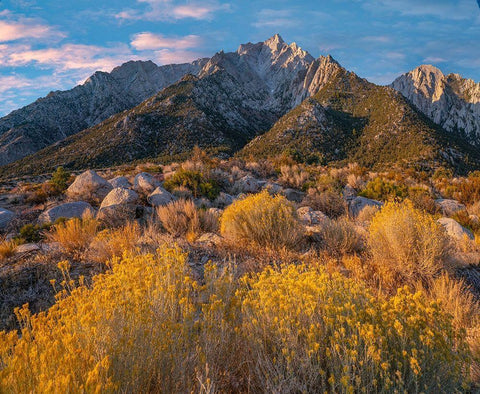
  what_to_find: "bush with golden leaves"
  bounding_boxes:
[220,190,303,249]
[0,250,472,392]
[367,200,449,289]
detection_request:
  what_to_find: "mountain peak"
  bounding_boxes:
[264,33,285,51]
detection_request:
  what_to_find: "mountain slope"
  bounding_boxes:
[241,63,480,172]
[0,35,324,177]
[0,59,207,165]
[391,65,480,145]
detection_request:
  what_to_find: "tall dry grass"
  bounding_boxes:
[46,214,99,256]
[157,199,218,241]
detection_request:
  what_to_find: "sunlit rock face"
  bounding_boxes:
[392,65,480,145]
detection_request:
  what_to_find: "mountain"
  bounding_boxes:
[391,65,480,145]
[241,61,480,172]
[0,59,208,165]
[2,35,480,178]
[0,35,321,176]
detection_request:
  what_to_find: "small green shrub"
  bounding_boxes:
[164,168,220,200]
[15,223,52,243]
[359,177,407,201]
[50,166,71,193]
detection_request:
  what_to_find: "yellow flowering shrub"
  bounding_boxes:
[0,248,472,392]
[367,200,449,289]
[241,264,470,393]
[220,190,303,249]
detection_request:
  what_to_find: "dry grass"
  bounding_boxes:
[302,189,345,218]
[46,214,99,256]
[318,218,364,256]
[355,204,381,225]
[157,199,218,241]
[279,165,310,189]
[88,221,142,263]
[0,237,17,261]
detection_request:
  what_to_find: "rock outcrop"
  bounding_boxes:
[38,201,95,223]
[392,65,480,145]
[66,170,112,203]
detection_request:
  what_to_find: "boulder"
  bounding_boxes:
[194,197,212,209]
[148,186,174,207]
[342,185,357,201]
[38,201,95,224]
[0,208,15,231]
[108,176,131,189]
[348,196,383,218]
[263,181,283,194]
[97,204,137,226]
[196,233,224,247]
[66,170,112,203]
[233,176,262,194]
[134,172,160,194]
[213,192,234,208]
[297,207,329,226]
[100,188,139,209]
[437,217,474,241]
[283,188,305,203]
[15,243,40,254]
[435,199,466,216]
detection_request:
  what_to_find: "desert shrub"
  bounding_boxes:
[452,210,480,235]
[50,166,71,193]
[302,189,345,218]
[164,168,220,200]
[0,248,246,393]
[0,238,17,260]
[428,274,479,331]
[15,223,53,243]
[407,186,437,214]
[355,204,381,225]
[241,264,470,393]
[279,165,310,190]
[157,199,218,240]
[46,215,99,255]
[457,172,480,205]
[359,177,407,201]
[220,190,302,249]
[367,201,449,289]
[88,221,142,263]
[0,252,471,392]
[319,218,364,255]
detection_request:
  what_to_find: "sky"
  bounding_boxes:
[0,0,479,116]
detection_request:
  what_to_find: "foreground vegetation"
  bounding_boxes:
[1,153,480,392]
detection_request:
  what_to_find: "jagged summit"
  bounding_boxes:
[392,64,480,144]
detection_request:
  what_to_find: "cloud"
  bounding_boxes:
[252,9,299,28]
[1,43,136,72]
[362,0,478,20]
[131,33,202,50]
[0,75,31,93]
[0,12,63,43]
[116,0,229,21]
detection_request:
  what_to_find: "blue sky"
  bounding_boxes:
[0,0,479,116]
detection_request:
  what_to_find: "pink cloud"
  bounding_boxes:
[116,0,228,21]
[0,19,56,42]
[4,43,137,71]
[131,33,202,50]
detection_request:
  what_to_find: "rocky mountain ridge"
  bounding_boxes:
[391,65,480,145]
[0,59,208,165]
